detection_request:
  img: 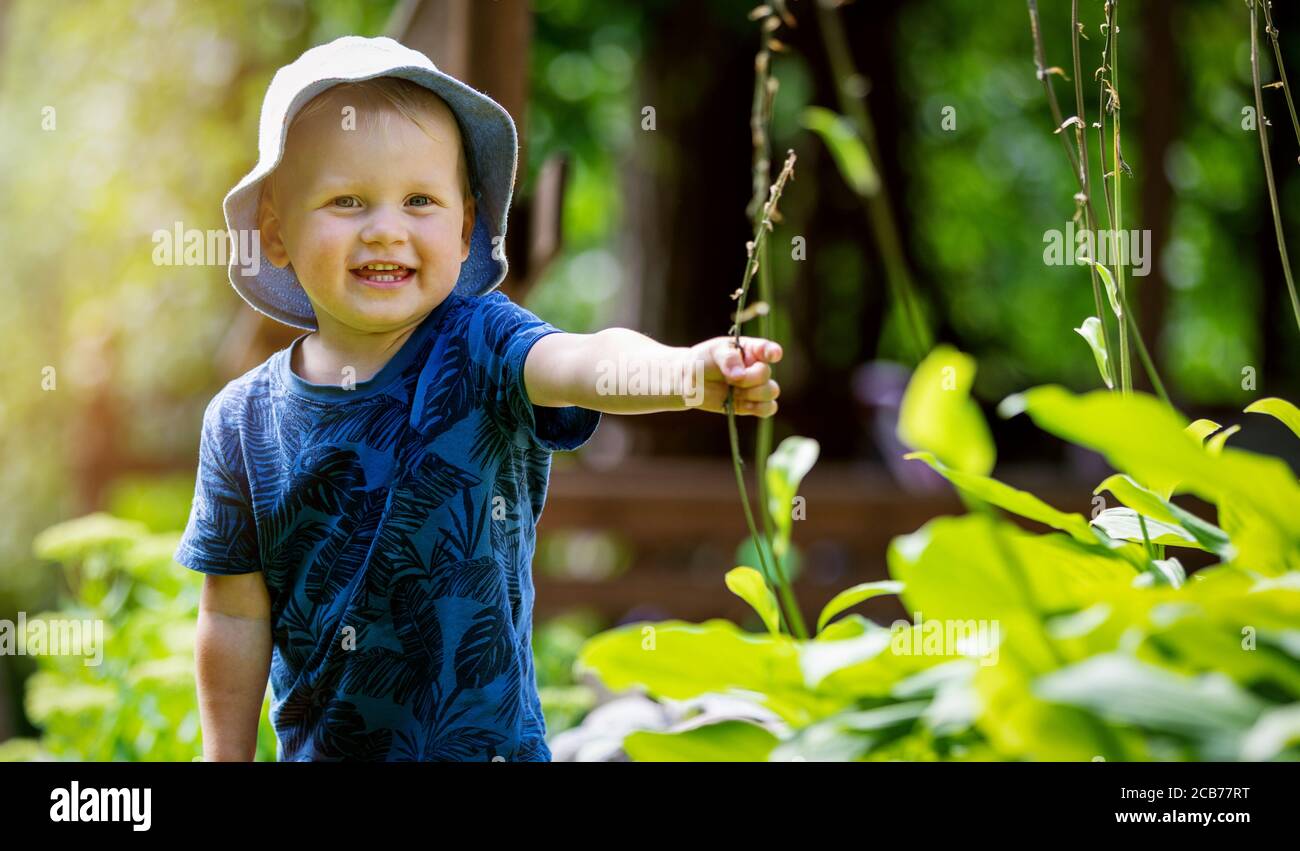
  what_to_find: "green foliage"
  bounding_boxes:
[5,510,278,762]
[725,567,782,636]
[577,354,1300,761]
[800,106,880,197]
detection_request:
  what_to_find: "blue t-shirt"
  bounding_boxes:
[174,291,600,761]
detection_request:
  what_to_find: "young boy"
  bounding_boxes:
[175,35,781,762]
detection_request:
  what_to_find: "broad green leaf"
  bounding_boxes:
[1245,397,1300,441]
[1093,474,1233,558]
[765,436,820,560]
[801,106,880,197]
[1034,654,1265,739]
[888,515,1136,674]
[905,450,1093,542]
[1090,507,1203,550]
[1138,556,1185,589]
[770,702,929,762]
[624,720,779,762]
[898,346,995,476]
[725,566,781,636]
[1240,705,1300,761]
[1009,386,1300,542]
[816,580,904,634]
[1073,316,1114,389]
[576,619,851,726]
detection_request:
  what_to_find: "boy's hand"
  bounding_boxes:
[688,335,782,417]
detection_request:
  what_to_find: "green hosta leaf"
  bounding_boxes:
[816,581,904,634]
[1240,705,1300,761]
[1185,419,1222,442]
[1136,556,1185,589]
[1034,654,1266,740]
[905,450,1094,542]
[1094,474,1233,558]
[765,436,820,560]
[1245,397,1300,441]
[1073,316,1114,389]
[1091,507,1203,550]
[1008,386,1300,545]
[624,720,779,762]
[898,346,995,476]
[576,619,851,727]
[801,106,880,197]
[725,566,781,636]
[888,514,1135,674]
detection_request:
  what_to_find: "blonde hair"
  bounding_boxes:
[264,77,473,208]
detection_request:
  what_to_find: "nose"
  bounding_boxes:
[358,203,408,246]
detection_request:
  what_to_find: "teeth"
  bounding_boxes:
[369,275,399,282]
[361,263,402,271]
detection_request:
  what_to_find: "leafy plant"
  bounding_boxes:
[575,349,1300,761]
[0,513,278,762]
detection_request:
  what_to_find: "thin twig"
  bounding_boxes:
[743,8,807,640]
[1251,0,1300,335]
[1028,0,1170,401]
[727,150,807,640]
[1260,0,1300,150]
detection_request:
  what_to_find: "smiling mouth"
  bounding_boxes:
[351,262,416,287]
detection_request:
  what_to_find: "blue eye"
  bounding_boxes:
[408,195,434,207]
[332,196,360,208]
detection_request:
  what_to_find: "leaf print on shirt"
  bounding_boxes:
[311,394,409,454]
[305,485,388,605]
[453,604,514,691]
[410,329,479,441]
[342,576,444,722]
[362,452,481,608]
[312,701,393,761]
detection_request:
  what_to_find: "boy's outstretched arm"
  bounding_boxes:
[524,328,782,416]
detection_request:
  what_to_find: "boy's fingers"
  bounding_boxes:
[736,337,783,365]
[740,380,780,403]
[712,343,747,381]
[734,399,778,417]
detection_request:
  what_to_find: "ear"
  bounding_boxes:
[460,193,477,264]
[257,183,291,269]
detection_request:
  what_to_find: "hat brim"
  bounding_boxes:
[223,48,518,331]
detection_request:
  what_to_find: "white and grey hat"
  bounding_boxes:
[222,35,518,330]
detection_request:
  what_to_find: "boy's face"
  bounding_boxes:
[258,87,475,335]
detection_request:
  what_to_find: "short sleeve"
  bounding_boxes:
[471,292,601,452]
[173,392,262,575]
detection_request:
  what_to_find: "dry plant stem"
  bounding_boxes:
[814,0,931,361]
[729,150,807,640]
[1066,0,1117,382]
[1109,2,1131,394]
[1261,0,1300,148]
[749,40,778,565]
[1251,0,1300,334]
[1028,1,1170,401]
[747,26,800,638]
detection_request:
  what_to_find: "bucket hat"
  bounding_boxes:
[222,35,518,330]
